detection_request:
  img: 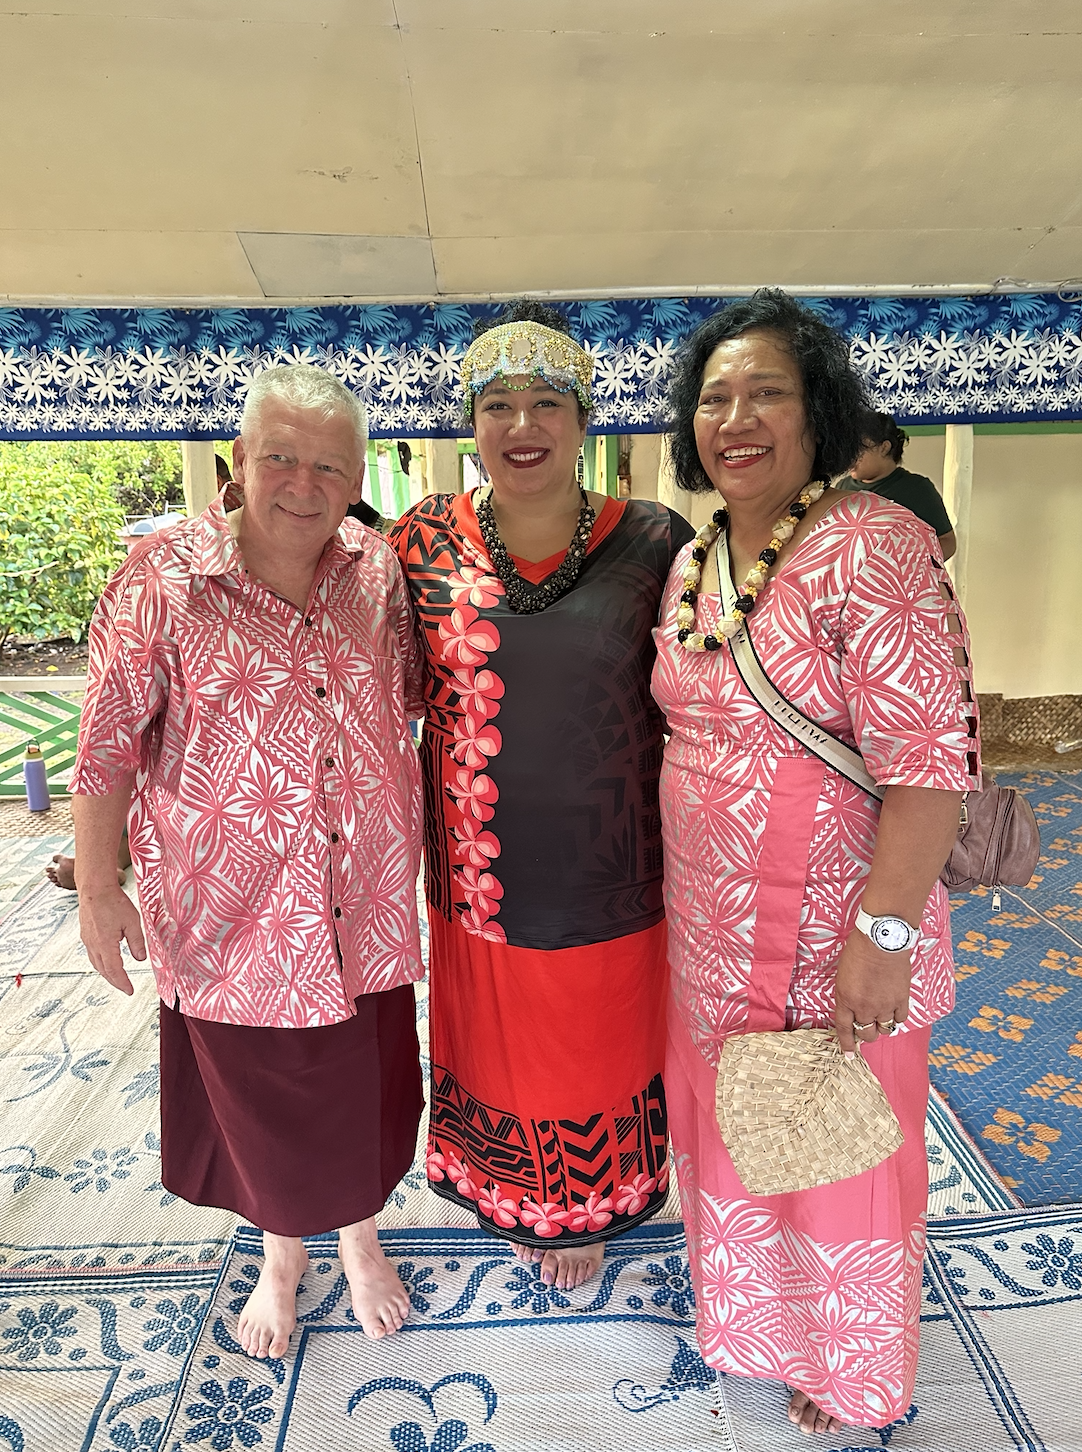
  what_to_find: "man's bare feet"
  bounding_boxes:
[787,1389,843,1436]
[538,1242,604,1291]
[45,853,126,891]
[338,1217,411,1339]
[237,1233,308,1360]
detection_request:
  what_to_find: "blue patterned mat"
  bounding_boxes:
[932,769,1082,1205]
[24,1205,1065,1452]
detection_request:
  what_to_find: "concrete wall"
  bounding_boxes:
[630,429,1082,701]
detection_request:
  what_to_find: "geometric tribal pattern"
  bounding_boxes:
[2,291,1081,439]
[427,1069,670,1249]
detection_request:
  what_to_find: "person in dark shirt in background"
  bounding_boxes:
[849,411,957,561]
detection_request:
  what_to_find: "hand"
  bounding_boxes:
[833,929,911,1056]
[78,885,147,995]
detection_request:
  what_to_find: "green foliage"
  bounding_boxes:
[0,444,133,648]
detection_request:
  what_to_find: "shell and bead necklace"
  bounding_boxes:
[676,481,826,652]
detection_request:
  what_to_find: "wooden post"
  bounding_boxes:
[943,424,974,604]
[427,439,462,493]
[181,441,219,517]
[628,434,661,499]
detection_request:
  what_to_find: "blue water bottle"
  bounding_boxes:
[23,742,51,813]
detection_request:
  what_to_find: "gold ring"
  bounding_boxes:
[877,1019,896,1032]
[852,1020,875,1032]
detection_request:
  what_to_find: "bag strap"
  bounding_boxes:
[715,531,884,803]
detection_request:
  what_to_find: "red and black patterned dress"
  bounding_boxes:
[392,491,694,1247]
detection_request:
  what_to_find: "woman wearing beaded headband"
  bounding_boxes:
[652,290,979,1436]
[391,300,694,1291]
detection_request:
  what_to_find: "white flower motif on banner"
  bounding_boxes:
[0,296,1079,438]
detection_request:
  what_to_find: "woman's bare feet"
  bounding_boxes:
[512,1242,543,1265]
[45,853,126,890]
[237,1233,308,1359]
[538,1242,604,1291]
[787,1389,843,1436]
[338,1218,411,1339]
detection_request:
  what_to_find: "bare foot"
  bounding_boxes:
[338,1217,411,1339]
[45,854,125,891]
[538,1242,604,1291]
[787,1389,843,1436]
[512,1242,544,1265]
[45,855,77,891]
[237,1233,308,1360]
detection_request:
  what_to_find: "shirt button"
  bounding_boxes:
[330,832,339,843]
[315,686,326,699]
[325,756,335,768]
[305,616,313,627]
[334,906,342,919]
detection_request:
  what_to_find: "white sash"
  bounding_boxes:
[713,531,884,803]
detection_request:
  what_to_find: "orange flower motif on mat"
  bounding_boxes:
[957,930,1012,960]
[1042,949,1082,977]
[969,1005,1033,1042]
[981,1108,1060,1163]
[1069,1032,1082,1060]
[927,1043,999,1075]
[1004,979,1069,1004]
[1024,1073,1082,1107]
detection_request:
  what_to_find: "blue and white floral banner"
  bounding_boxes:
[1,292,1080,439]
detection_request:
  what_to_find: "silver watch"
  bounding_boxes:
[855,906,919,953]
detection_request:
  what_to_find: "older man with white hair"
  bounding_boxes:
[71,365,424,1357]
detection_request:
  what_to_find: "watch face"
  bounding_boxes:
[872,917,913,952]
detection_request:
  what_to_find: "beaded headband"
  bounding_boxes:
[460,321,594,419]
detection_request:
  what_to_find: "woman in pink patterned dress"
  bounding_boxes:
[652,291,979,1436]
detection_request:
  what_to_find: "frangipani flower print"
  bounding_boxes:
[477,1184,520,1228]
[438,607,500,668]
[446,567,502,609]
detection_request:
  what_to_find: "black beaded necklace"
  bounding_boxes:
[474,487,597,615]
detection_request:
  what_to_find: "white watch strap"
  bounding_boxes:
[855,907,919,951]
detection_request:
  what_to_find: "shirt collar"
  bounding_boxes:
[188,496,367,578]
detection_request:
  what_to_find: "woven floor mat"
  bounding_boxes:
[932,768,1082,1204]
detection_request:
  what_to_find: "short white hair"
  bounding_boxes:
[240,364,368,453]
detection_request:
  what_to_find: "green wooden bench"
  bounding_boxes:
[0,678,86,799]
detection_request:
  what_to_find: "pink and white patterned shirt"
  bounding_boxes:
[70,497,424,1028]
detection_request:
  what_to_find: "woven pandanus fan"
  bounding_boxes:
[714,1028,904,1196]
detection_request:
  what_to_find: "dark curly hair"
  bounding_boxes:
[471,297,573,340]
[664,289,871,491]
[859,409,908,463]
[467,299,587,424]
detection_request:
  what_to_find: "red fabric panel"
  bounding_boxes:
[428,909,667,1121]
